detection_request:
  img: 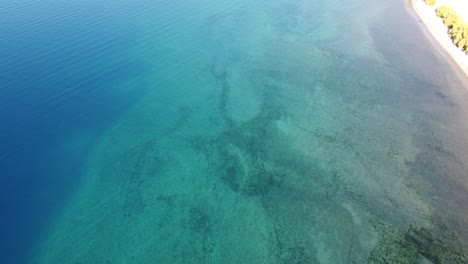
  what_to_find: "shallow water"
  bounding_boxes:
[2,0,468,263]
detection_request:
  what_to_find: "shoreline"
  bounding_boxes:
[411,0,468,77]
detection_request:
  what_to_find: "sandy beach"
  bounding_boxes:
[412,0,468,76]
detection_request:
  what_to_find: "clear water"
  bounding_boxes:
[1,0,468,263]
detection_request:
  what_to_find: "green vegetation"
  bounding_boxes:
[436,5,468,53]
[369,225,468,264]
[426,0,437,6]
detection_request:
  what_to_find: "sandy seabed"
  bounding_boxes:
[34,0,468,263]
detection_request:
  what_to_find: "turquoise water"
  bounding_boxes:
[2,0,468,263]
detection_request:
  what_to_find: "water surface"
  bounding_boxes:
[1,0,468,263]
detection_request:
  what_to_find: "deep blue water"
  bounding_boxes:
[0,1,148,262]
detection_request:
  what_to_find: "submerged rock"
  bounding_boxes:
[369,225,467,264]
[405,226,468,264]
